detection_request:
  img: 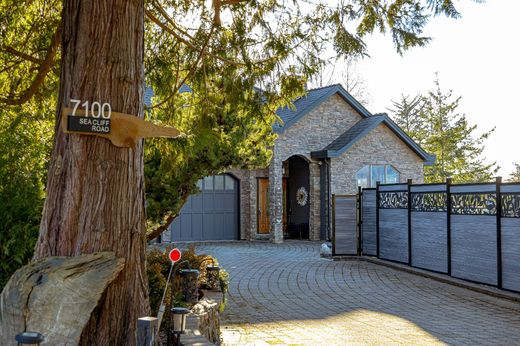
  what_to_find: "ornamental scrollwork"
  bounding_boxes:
[379,192,408,209]
[502,194,520,218]
[411,193,447,212]
[451,193,496,215]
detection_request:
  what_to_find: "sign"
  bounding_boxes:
[68,116,111,134]
[168,248,182,264]
[61,99,182,148]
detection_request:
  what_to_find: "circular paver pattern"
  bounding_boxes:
[183,241,520,345]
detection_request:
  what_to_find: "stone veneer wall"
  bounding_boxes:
[272,94,364,241]
[330,124,424,195]
[229,168,268,240]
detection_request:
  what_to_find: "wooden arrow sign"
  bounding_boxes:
[61,107,182,148]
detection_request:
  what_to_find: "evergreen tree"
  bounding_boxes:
[388,94,426,142]
[390,76,498,183]
[509,163,520,182]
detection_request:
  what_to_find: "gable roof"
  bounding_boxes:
[311,113,435,165]
[274,84,372,133]
[273,83,434,165]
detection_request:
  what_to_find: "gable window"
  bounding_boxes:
[356,164,400,188]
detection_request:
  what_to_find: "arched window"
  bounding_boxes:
[356,165,400,188]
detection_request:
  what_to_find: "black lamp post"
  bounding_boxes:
[15,332,44,345]
[205,265,220,291]
[179,269,200,303]
[170,307,190,346]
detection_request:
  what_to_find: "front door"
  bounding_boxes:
[257,178,270,234]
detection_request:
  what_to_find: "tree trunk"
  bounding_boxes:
[34,0,149,344]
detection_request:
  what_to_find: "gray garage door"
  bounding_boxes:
[169,174,239,241]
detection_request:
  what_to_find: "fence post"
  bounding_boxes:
[332,194,336,256]
[358,186,362,256]
[446,178,452,276]
[496,176,503,288]
[376,181,380,258]
[137,317,158,346]
[407,179,413,266]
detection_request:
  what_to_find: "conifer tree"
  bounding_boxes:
[390,76,498,183]
[509,163,520,182]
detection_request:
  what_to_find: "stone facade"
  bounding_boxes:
[232,92,426,242]
[330,124,424,195]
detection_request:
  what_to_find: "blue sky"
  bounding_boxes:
[352,0,519,177]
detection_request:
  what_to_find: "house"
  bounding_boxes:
[161,84,435,243]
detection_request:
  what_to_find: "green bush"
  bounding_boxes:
[146,245,229,317]
[0,106,53,290]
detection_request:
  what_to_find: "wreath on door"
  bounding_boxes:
[296,186,308,206]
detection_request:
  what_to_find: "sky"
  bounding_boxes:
[348,0,519,177]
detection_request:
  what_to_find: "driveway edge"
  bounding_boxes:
[332,255,520,303]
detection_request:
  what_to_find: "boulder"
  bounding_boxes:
[0,252,124,345]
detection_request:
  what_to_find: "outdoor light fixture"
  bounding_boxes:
[205,265,221,291]
[170,307,190,346]
[15,331,44,345]
[179,269,200,303]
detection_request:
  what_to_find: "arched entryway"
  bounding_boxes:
[285,155,310,239]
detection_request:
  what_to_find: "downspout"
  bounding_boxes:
[327,158,332,241]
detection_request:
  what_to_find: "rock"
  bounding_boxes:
[320,243,332,256]
[0,252,124,346]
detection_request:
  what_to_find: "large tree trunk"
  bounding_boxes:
[34,0,149,344]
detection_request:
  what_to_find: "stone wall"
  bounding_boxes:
[330,124,424,195]
[230,167,268,240]
[276,94,363,162]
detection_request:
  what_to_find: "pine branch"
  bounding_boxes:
[0,22,62,106]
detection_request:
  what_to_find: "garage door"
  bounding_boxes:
[169,174,239,241]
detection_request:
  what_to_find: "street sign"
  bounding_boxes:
[168,248,182,264]
[61,101,182,148]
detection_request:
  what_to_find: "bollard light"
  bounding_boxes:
[15,332,44,345]
[171,307,190,346]
[205,265,220,291]
[171,307,190,333]
[179,269,200,303]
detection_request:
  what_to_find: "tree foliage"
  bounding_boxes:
[389,76,498,183]
[0,0,480,242]
[0,102,54,289]
[508,163,520,183]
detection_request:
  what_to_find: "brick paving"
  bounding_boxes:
[187,241,520,346]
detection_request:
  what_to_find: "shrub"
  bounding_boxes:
[146,245,229,317]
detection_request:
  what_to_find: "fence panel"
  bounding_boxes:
[379,184,409,263]
[353,179,520,293]
[361,189,377,256]
[410,185,448,273]
[501,184,520,291]
[333,195,358,255]
[450,184,498,286]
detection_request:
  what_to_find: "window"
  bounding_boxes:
[203,176,214,190]
[214,175,225,190]
[356,164,400,188]
[225,175,235,190]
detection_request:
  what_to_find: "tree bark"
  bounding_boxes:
[34,1,149,344]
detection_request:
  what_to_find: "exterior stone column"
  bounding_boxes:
[269,152,284,243]
[309,161,321,240]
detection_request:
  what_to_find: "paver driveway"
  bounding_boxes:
[189,241,520,346]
